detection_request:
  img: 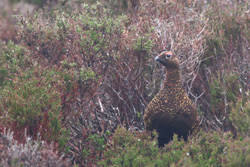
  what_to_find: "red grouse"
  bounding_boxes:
[144,51,199,147]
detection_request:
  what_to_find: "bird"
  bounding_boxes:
[144,51,199,147]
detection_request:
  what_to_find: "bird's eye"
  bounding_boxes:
[166,54,171,58]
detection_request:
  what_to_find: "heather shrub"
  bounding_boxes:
[0,0,38,44]
[0,0,18,42]
[15,3,132,165]
[0,42,69,150]
[61,0,129,14]
[1,69,67,143]
[98,127,159,167]
[230,99,250,138]
[195,0,250,131]
[9,0,57,7]
[99,127,249,167]
[210,72,241,115]
[0,0,250,166]
[70,131,111,165]
[225,138,250,167]
[0,130,68,167]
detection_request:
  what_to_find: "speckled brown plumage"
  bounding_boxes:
[144,51,199,147]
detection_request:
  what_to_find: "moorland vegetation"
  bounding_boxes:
[0,0,250,166]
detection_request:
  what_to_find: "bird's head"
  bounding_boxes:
[155,51,180,69]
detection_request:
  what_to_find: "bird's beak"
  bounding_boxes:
[155,56,160,61]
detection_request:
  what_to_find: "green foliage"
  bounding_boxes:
[230,99,250,138]
[2,0,250,166]
[132,33,154,53]
[203,38,222,65]
[225,138,250,167]
[0,66,8,87]
[210,73,224,112]
[76,67,97,82]
[82,133,106,159]
[1,69,67,142]
[74,6,125,54]
[99,127,159,167]
[0,41,28,74]
[210,72,241,114]
[0,42,69,150]
[202,2,249,126]
[16,3,126,63]
[71,131,112,165]
[205,1,248,51]
[99,128,250,167]
[87,133,106,151]
[9,0,50,6]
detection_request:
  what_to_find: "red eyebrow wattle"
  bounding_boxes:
[165,51,173,56]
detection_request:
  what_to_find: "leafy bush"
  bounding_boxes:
[99,127,250,167]
[230,99,250,138]
[99,127,159,167]
[210,72,241,115]
[225,138,250,167]
[195,0,250,131]
[1,69,65,140]
[0,42,69,150]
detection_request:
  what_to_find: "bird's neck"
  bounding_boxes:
[163,68,182,89]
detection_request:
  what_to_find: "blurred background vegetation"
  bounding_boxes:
[0,0,250,166]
